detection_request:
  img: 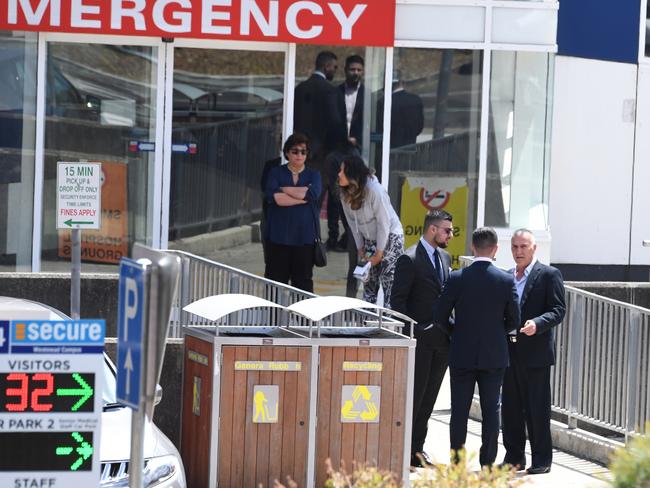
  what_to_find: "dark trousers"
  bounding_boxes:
[411,331,449,454]
[327,186,342,243]
[450,367,504,466]
[264,241,314,292]
[502,343,552,468]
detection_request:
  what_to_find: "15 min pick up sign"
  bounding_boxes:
[56,162,102,231]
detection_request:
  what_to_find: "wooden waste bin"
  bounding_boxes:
[181,326,311,488]
[179,294,415,488]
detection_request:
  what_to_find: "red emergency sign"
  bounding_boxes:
[1,0,395,47]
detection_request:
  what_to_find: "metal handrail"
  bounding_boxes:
[165,250,406,338]
[553,285,650,439]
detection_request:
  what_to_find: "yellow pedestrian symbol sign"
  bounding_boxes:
[341,385,380,423]
[253,385,279,423]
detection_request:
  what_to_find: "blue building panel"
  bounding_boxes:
[557,0,641,64]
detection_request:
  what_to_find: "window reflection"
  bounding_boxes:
[41,43,158,271]
[0,32,37,271]
[485,51,553,230]
[387,48,482,268]
[168,49,285,243]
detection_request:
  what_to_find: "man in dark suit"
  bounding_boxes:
[392,210,454,468]
[500,229,566,475]
[377,71,424,149]
[433,227,520,467]
[293,51,338,164]
[331,54,365,153]
[325,55,365,259]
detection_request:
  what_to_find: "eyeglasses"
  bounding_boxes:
[289,149,308,155]
[437,227,453,235]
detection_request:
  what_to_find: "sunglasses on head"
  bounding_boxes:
[289,149,308,155]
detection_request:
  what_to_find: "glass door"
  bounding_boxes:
[37,35,164,271]
[163,41,287,272]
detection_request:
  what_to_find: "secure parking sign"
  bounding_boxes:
[0,319,105,487]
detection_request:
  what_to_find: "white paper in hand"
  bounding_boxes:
[353,261,372,282]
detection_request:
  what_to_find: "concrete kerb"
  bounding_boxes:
[168,222,259,255]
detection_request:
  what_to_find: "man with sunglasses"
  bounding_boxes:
[391,209,454,468]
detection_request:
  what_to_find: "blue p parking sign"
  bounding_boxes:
[116,258,145,410]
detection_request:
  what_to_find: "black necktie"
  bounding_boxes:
[433,249,443,283]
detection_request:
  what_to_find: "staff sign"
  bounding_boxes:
[56,162,102,231]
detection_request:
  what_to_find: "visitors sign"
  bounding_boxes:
[0,319,105,487]
[56,162,102,231]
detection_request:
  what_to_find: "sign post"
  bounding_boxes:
[56,162,102,319]
[117,246,180,488]
[0,319,105,487]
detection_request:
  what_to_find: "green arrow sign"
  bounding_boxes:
[64,219,94,227]
[55,432,93,471]
[57,373,94,411]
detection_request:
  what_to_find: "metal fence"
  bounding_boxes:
[166,250,404,339]
[168,114,279,240]
[552,285,650,438]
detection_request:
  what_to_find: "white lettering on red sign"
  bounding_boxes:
[2,0,394,47]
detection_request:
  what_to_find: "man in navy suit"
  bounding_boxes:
[433,227,520,467]
[500,229,566,475]
[293,51,338,166]
[391,209,454,468]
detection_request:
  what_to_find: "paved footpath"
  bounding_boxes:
[411,373,611,487]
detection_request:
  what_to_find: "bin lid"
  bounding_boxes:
[287,296,391,322]
[183,293,285,321]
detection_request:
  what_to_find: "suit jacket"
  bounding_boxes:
[433,261,520,369]
[391,242,450,343]
[377,89,424,148]
[330,82,365,151]
[513,261,566,368]
[293,73,337,159]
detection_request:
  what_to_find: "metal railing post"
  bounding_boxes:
[178,255,191,333]
[568,294,585,429]
[625,311,642,441]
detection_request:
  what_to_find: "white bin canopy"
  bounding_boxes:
[183,294,415,336]
[183,293,285,322]
[286,296,414,325]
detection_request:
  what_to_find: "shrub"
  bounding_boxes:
[272,450,519,488]
[609,426,650,488]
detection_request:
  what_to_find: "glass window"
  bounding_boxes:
[40,43,158,271]
[293,45,386,175]
[387,48,482,268]
[168,48,285,244]
[485,51,553,230]
[0,32,37,272]
[293,45,385,251]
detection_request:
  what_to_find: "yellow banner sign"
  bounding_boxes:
[235,361,301,371]
[400,176,468,269]
[342,361,383,372]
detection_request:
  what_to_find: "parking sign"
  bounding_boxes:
[116,258,145,409]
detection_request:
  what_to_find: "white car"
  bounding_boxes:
[0,296,186,488]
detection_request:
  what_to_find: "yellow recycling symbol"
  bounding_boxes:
[254,389,278,423]
[341,386,380,422]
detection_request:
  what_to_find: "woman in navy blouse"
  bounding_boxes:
[264,133,322,292]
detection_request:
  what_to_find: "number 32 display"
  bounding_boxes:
[0,373,94,413]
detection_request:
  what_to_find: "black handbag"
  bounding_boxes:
[311,207,327,268]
